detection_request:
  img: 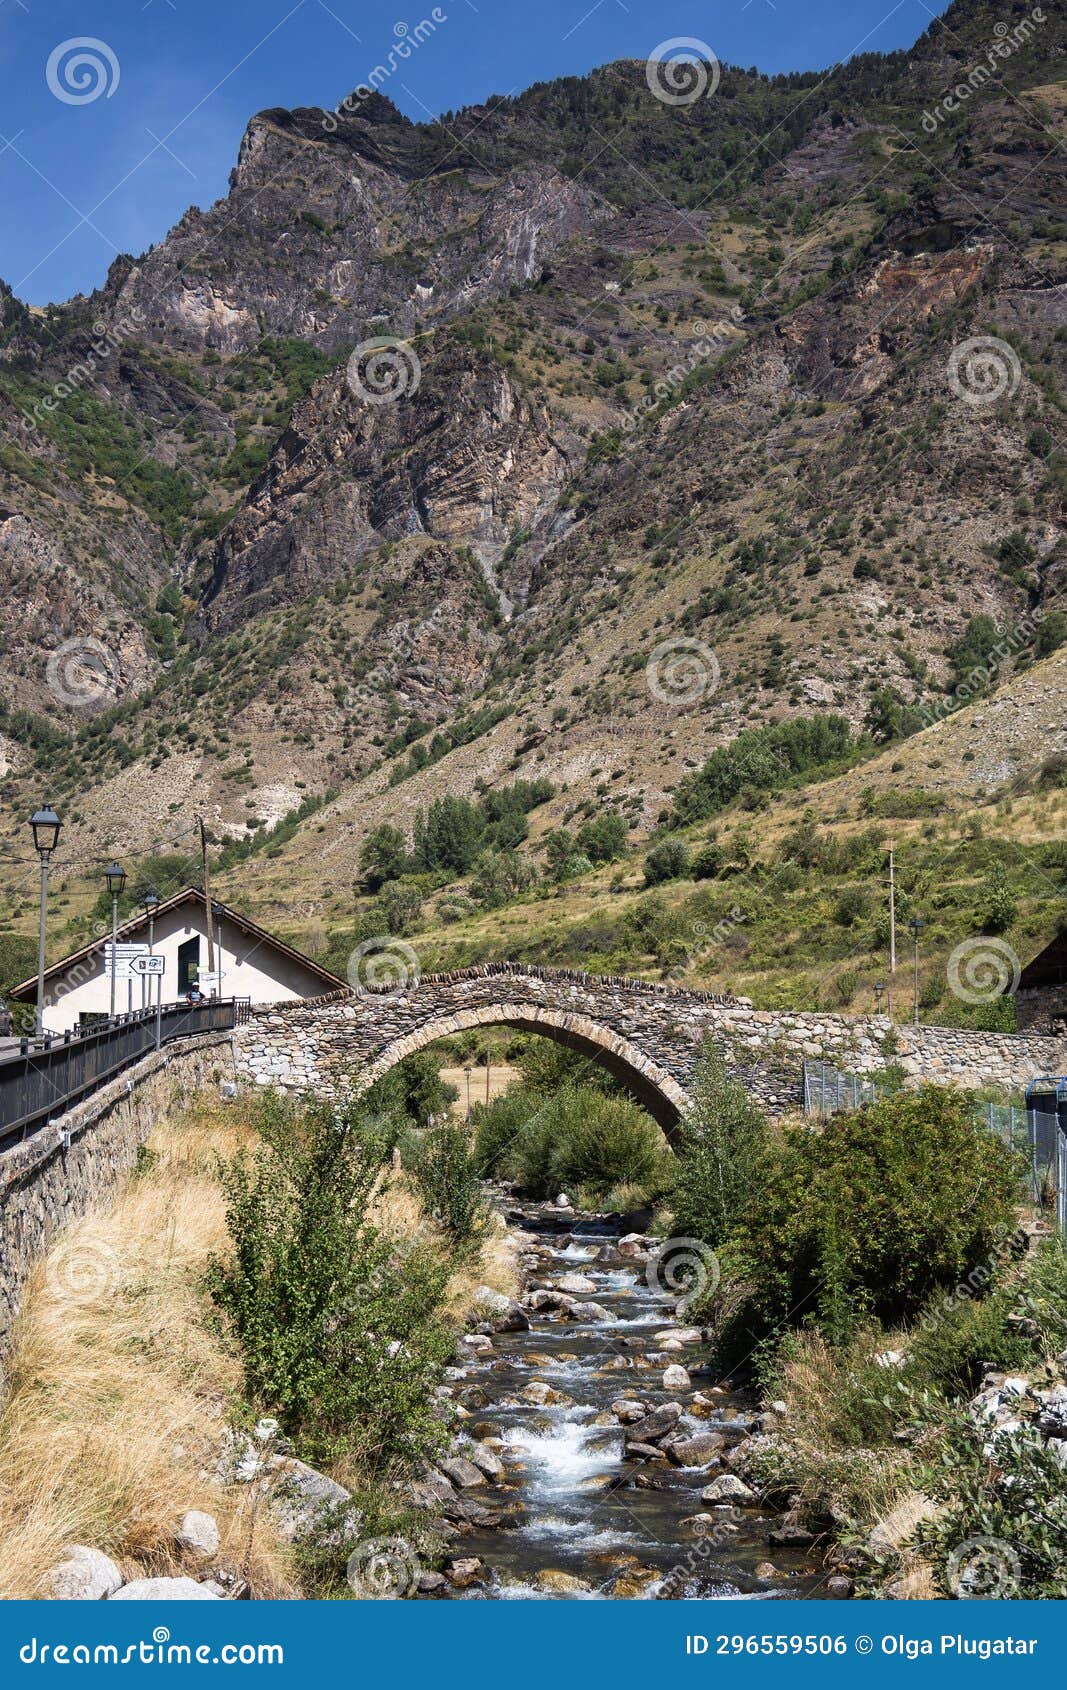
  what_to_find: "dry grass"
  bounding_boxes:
[0,1091,519,1600]
[0,1096,297,1601]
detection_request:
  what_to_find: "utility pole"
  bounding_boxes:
[887,841,897,1020]
[199,817,216,996]
[485,1042,492,1107]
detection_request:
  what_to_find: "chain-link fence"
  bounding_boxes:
[802,1062,1066,1233]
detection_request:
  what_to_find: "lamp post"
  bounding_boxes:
[910,917,925,1027]
[104,862,127,1019]
[874,982,886,1017]
[29,807,61,1039]
[142,890,160,1013]
[463,1064,473,1126]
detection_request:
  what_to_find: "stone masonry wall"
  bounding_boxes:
[231,966,1067,1121]
[0,1033,236,1360]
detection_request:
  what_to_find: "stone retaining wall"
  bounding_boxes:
[230,966,1067,1127]
[0,1033,236,1358]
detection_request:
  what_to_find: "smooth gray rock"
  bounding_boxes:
[701,1474,755,1504]
[50,1546,123,1601]
[110,1578,221,1600]
[176,1510,220,1559]
[266,1456,356,1543]
[624,1402,682,1445]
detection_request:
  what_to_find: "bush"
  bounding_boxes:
[709,1087,1022,1358]
[644,837,691,885]
[207,1092,453,1469]
[474,1083,672,1204]
[407,1121,491,1243]
[672,1041,768,1247]
[673,714,856,824]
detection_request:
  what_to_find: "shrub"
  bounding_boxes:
[474,1083,672,1204]
[644,838,691,885]
[407,1121,491,1243]
[673,714,856,824]
[709,1087,1022,1358]
[207,1092,453,1469]
[672,1042,768,1247]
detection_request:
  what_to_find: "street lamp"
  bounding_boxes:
[29,807,61,1038]
[463,1064,473,1126]
[910,917,925,1026]
[104,862,127,1018]
[142,890,160,1013]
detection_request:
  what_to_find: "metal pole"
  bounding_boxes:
[913,933,920,1026]
[887,843,896,1019]
[110,892,118,1018]
[35,853,49,1039]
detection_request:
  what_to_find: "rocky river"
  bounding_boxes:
[415,1204,837,1600]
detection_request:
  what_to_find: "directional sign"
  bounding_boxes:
[198,970,225,989]
[131,954,165,977]
[104,942,149,981]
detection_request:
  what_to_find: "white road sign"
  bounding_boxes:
[104,942,149,981]
[131,954,165,976]
[197,970,225,989]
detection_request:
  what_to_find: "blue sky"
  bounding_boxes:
[1,0,950,306]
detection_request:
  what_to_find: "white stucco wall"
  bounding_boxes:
[39,904,333,1033]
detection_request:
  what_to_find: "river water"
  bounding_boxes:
[437,1206,827,1601]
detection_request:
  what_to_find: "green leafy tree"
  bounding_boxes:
[644,837,691,885]
[359,824,408,891]
[207,1092,453,1469]
[672,1041,768,1246]
[577,812,628,863]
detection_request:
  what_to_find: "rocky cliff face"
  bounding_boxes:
[0,0,1063,877]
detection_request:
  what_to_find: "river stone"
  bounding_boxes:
[466,1444,504,1482]
[522,1380,570,1407]
[458,1333,494,1354]
[770,1509,815,1546]
[554,1273,598,1294]
[437,1456,487,1488]
[657,1338,685,1352]
[624,1402,682,1444]
[554,1194,573,1209]
[659,1326,703,1345]
[567,1301,613,1322]
[50,1546,123,1601]
[680,1513,720,1535]
[754,1561,779,1580]
[445,1557,484,1589]
[667,1432,725,1467]
[535,1568,592,1594]
[475,1291,530,1333]
[611,1398,649,1423]
[626,1442,669,1461]
[663,1363,691,1390]
[110,1578,221,1600]
[175,1511,220,1560]
[701,1474,755,1504]
[617,1234,649,1258]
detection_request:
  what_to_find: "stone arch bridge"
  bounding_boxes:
[232,964,1067,1130]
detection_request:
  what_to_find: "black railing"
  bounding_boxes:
[0,999,249,1153]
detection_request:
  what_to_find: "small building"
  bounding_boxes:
[10,887,346,1035]
[1013,931,1067,1034]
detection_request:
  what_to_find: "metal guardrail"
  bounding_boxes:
[0,999,250,1153]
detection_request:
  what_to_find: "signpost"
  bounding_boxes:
[128,954,167,1048]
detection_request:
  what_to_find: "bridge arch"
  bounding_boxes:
[356,1003,689,1133]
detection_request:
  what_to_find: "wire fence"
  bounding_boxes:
[802,1061,1066,1234]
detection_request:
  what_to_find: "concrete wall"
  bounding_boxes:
[0,1033,235,1363]
[39,907,333,1034]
